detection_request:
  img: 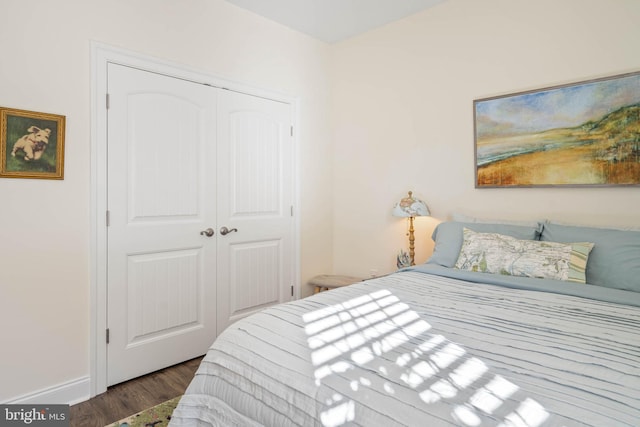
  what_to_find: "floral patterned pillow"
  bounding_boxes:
[454,228,594,283]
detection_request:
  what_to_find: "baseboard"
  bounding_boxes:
[3,376,91,405]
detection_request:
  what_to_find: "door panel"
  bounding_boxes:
[128,93,201,220]
[231,112,282,216]
[107,63,217,386]
[216,90,294,334]
[126,249,200,344]
[230,239,282,315]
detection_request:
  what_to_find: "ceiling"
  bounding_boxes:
[225,0,445,43]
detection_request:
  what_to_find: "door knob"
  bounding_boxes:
[220,226,238,236]
[200,228,215,237]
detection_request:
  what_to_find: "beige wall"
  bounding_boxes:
[0,0,332,402]
[3,0,640,404]
[330,0,640,278]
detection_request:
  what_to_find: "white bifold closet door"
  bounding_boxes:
[106,63,294,386]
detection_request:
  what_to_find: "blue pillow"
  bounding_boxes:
[427,221,543,268]
[540,222,640,292]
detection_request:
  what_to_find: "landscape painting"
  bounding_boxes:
[474,71,640,187]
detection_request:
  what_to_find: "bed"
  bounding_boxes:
[170,220,640,426]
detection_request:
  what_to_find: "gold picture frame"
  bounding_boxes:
[0,107,66,180]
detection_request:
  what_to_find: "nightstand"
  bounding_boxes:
[309,274,363,293]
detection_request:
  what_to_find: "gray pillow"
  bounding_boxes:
[540,222,640,292]
[427,221,543,268]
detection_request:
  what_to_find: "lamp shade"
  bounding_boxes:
[392,191,430,218]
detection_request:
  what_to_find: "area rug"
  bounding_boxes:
[107,396,181,427]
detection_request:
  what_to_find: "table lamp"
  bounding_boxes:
[392,191,430,265]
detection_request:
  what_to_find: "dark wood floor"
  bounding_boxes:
[70,356,203,427]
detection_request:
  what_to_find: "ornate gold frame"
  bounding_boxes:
[0,107,66,180]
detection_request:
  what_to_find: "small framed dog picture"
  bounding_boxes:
[0,107,65,179]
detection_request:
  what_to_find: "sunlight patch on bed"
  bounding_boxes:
[321,395,354,427]
[303,289,549,427]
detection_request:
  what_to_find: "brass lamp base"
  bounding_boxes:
[408,216,416,265]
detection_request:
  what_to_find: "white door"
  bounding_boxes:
[216,90,294,334]
[106,64,218,386]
